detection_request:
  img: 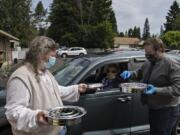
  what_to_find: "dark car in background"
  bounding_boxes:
[1,51,180,135]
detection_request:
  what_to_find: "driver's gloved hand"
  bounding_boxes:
[144,84,156,95]
[120,71,132,80]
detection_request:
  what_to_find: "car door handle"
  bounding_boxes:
[117,96,132,102]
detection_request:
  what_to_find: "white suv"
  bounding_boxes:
[57,47,87,58]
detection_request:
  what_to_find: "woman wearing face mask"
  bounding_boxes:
[120,38,180,135]
[5,36,87,135]
[101,64,120,89]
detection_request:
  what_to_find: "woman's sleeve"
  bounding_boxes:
[58,85,80,102]
[5,78,41,132]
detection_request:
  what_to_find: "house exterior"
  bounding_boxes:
[114,37,140,49]
[0,30,19,66]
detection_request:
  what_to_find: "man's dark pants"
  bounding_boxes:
[149,106,179,135]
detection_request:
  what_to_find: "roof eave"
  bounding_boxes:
[0,30,19,41]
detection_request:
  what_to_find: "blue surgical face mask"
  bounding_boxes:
[44,56,56,69]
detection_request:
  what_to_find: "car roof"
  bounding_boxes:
[85,51,145,62]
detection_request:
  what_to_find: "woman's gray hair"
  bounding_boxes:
[25,36,58,75]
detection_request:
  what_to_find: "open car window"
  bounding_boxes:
[83,62,129,92]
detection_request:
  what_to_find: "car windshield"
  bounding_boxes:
[54,58,90,86]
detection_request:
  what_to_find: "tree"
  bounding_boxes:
[128,28,133,37]
[0,0,35,47]
[132,26,141,38]
[142,18,150,40]
[48,0,80,45]
[161,31,180,48]
[125,26,141,38]
[172,13,180,30]
[33,1,47,35]
[77,21,114,48]
[119,32,124,37]
[109,11,118,34]
[124,31,128,37]
[160,25,164,36]
[85,0,117,33]
[48,0,116,48]
[136,27,141,39]
[164,1,180,32]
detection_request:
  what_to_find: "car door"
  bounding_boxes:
[63,89,117,135]
[75,48,81,55]
[80,90,119,134]
[77,60,132,135]
[68,48,75,56]
[128,57,149,134]
[71,48,79,56]
[78,91,132,135]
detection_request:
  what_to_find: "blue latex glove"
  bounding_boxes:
[120,71,132,80]
[144,84,156,95]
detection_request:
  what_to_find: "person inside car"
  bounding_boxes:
[5,36,87,135]
[101,64,120,89]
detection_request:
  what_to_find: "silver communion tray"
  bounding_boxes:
[87,83,104,89]
[120,82,147,93]
[46,106,87,126]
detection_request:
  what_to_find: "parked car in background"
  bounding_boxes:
[1,51,180,135]
[167,50,180,55]
[56,47,87,58]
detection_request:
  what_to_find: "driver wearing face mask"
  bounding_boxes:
[101,64,120,89]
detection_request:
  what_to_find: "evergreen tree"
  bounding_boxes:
[164,1,180,32]
[132,26,141,38]
[109,11,118,34]
[48,0,116,48]
[172,13,180,30]
[151,34,158,38]
[137,27,141,39]
[132,26,137,37]
[128,28,133,37]
[48,0,82,45]
[160,25,164,36]
[0,0,34,47]
[33,1,47,35]
[126,26,141,38]
[119,32,124,37]
[125,31,128,37]
[143,18,150,40]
